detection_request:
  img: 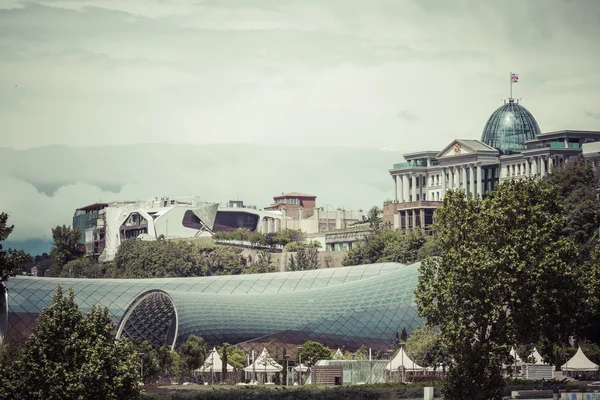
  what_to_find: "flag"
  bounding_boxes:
[511,73,519,83]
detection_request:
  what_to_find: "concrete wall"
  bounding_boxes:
[240,248,348,272]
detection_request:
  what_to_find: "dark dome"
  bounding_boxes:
[481,99,541,154]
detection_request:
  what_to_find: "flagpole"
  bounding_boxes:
[510,72,513,99]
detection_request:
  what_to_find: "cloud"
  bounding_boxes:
[585,111,600,120]
[0,144,404,242]
[397,110,420,123]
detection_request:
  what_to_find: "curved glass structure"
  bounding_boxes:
[3,263,422,353]
[481,99,541,154]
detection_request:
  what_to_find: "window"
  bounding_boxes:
[289,198,298,205]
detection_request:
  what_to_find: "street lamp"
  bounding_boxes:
[297,346,303,385]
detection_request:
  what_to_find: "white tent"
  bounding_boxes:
[385,347,425,371]
[332,348,345,360]
[293,363,309,372]
[509,347,523,363]
[244,348,283,373]
[197,347,233,373]
[530,347,547,365]
[561,347,599,372]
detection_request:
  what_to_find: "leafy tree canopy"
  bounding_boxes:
[297,341,332,368]
[0,212,28,285]
[343,228,439,266]
[48,225,84,275]
[416,180,589,400]
[178,334,208,378]
[0,287,140,399]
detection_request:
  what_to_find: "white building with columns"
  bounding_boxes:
[383,98,600,231]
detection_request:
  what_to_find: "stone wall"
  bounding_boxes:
[240,249,348,271]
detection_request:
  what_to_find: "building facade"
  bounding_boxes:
[384,98,600,230]
[74,196,290,261]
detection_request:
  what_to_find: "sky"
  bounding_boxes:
[1,0,600,253]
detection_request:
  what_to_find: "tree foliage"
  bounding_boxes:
[0,287,140,399]
[546,155,600,259]
[416,180,588,400]
[405,326,449,370]
[178,334,208,379]
[48,225,84,275]
[114,239,244,278]
[343,228,439,266]
[244,250,277,274]
[0,212,28,285]
[288,247,319,271]
[297,341,332,368]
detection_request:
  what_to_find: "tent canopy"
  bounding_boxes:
[244,348,283,373]
[332,348,345,360]
[293,363,309,372]
[386,347,425,371]
[196,347,234,373]
[561,347,599,372]
[509,347,523,363]
[530,347,547,365]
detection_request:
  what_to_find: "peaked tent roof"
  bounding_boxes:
[293,363,309,372]
[531,347,546,365]
[561,347,599,372]
[333,348,345,360]
[510,347,523,363]
[244,348,283,373]
[385,347,425,371]
[197,348,234,373]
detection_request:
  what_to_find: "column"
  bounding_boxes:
[393,213,400,230]
[419,209,425,229]
[275,218,281,232]
[525,159,530,177]
[412,210,417,229]
[268,218,274,233]
[405,211,410,232]
[393,175,398,202]
[262,218,268,234]
[548,156,554,173]
[412,175,417,202]
[540,156,546,177]
[462,166,467,192]
[470,165,475,199]
[532,157,538,177]
[441,168,447,196]
[398,175,404,203]
[402,175,409,202]
[477,164,483,198]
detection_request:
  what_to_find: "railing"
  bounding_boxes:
[392,161,433,169]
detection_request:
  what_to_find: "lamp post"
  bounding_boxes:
[297,346,303,385]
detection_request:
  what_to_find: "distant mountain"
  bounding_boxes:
[0,144,406,243]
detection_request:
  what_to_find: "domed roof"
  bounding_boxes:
[481,99,541,154]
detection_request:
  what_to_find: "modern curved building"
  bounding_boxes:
[481,99,541,154]
[2,263,422,353]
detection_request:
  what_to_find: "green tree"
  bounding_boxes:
[0,213,28,304]
[366,206,382,230]
[405,326,449,372]
[49,225,84,275]
[297,341,331,368]
[156,345,181,382]
[218,343,245,372]
[546,155,600,259]
[416,181,587,400]
[244,250,276,274]
[60,257,106,278]
[178,335,207,380]
[379,228,428,263]
[0,287,140,399]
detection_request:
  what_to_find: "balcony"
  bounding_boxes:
[393,160,438,169]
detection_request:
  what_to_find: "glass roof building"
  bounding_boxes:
[481,99,541,154]
[3,262,422,354]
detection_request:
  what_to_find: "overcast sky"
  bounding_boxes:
[1,0,600,251]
